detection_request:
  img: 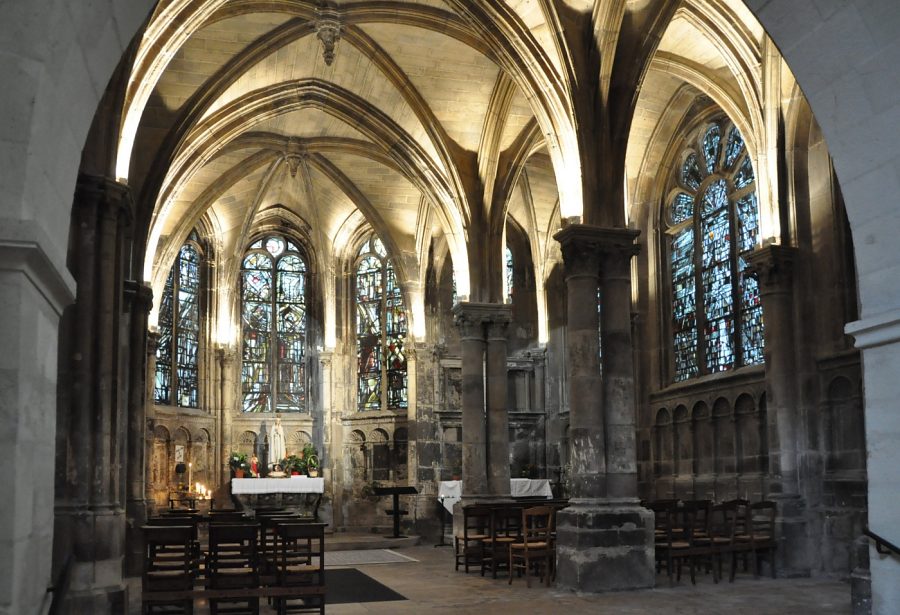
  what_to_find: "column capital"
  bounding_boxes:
[75,173,134,225]
[745,244,798,292]
[123,280,153,313]
[554,224,640,278]
[452,302,511,339]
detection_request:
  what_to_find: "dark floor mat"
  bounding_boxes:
[326,568,407,604]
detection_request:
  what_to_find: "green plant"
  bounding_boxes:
[228,451,248,470]
[306,453,319,470]
[282,454,306,474]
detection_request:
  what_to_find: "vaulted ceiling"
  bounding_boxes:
[118,0,771,303]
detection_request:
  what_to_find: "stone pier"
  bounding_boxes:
[554,225,654,593]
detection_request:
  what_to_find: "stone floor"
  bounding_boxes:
[132,541,851,614]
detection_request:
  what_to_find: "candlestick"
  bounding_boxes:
[188,462,192,489]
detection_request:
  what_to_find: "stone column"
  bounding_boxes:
[553,224,654,593]
[124,281,152,576]
[452,303,489,499]
[746,244,809,573]
[217,346,238,494]
[485,307,512,497]
[61,173,133,612]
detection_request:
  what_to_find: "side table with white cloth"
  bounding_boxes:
[437,478,553,514]
[231,476,325,519]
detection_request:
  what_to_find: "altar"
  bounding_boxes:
[437,478,553,513]
[231,477,325,519]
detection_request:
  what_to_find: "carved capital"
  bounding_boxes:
[554,224,640,279]
[452,302,511,341]
[745,245,797,293]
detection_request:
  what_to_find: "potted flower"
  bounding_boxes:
[282,454,306,476]
[306,454,320,478]
[228,451,249,478]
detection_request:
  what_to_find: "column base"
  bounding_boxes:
[771,493,812,576]
[555,500,655,593]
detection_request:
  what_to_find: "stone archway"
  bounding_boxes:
[2,1,900,613]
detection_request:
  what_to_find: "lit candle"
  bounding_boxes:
[188,463,192,489]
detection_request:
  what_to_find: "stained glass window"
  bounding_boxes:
[154,233,202,407]
[240,235,307,412]
[505,245,514,304]
[666,119,763,382]
[356,234,408,411]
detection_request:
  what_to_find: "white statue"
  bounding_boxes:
[270,415,286,465]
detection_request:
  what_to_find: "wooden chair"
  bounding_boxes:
[482,504,522,578]
[508,506,554,587]
[732,500,777,579]
[142,525,195,615]
[147,515,202,576]
[206,523,260,615]
[654,502,718,585]
[273,522,326,615]
[455,505,491,572]
[647,500,677,575]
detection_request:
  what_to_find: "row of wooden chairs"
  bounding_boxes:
[142,507,325,615]
[455,499,568,587]
[646,498,777,585]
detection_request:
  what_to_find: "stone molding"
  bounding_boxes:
[846,309,900,350]
[75,173,134,225]
[124,280,153,312]
[0,239,76,315]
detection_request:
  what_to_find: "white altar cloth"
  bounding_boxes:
[437,478,553,513]
[231,477,324,495]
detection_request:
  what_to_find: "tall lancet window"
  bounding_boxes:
[666,118,763,382]
[504,245,514,304]
[356,234,408,411]
[240,235,308,413]
[154,231,202,407]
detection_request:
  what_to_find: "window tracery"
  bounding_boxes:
[240,234,308,413]
[666,119,763,382]
[356,234,408,411]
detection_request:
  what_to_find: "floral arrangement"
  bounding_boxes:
[281,443,320,476]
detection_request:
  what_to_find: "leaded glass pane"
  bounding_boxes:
[669,192,694,225]
[357,252,382,410]
[703,125,721,175]
[725,126,745,169]
[674,329,698,381]
[701,205,730,268]
[736,194,759,253]
[705,317,735,372]
[265,236,285,257]
[671,227,697,381]
[275,250,306,412]
[740,272,764,365]
[682,154,702,190]
[372,237,387,258]
[154,268,174,404]
[734,155,755,189]
[505,245,514,304]
[702,179,728,216]
[386,261,408,409]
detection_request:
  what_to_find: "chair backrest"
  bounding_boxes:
[646,500,677,536]
[462,505,491,538]
[682,500,712,537]
[207,523,259,588]
[142,525,194,590]
[147,515,200,541]
[521,506,553,546]
[748,501,776,539]
[490,504,523,540]
[208,511,248,523]
[275,522,326,585]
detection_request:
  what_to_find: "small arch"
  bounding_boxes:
[174,426,191,443]
[370,428,391,481]
[825,375,865,472]
[348,429,366,444]
[370,428,389,443]
[195,428,210,443]
[153,425,171,441]
[673,405,691,476]
[734,393,760,473]
[654,408,673,477]
[692,401,713,475]
[393,427,409,481]
[712,398,735,474]
[289,430,312,446]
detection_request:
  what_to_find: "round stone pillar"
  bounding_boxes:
[746,244,810,574]
[452,303,489,498]
[486,309,512,497]
[553,224,654,593]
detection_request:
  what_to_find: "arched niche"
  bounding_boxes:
[370,428,390,481]
[825,376,865,473]
[193,428,212,487]
[393,427,408,481]
[654,408,673,477]
[347,430,367,482]
[713,397,735,475]
[674,405,691,476]
[692,401,713,475]
[150,425,171,498]
[735,393,764,474]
